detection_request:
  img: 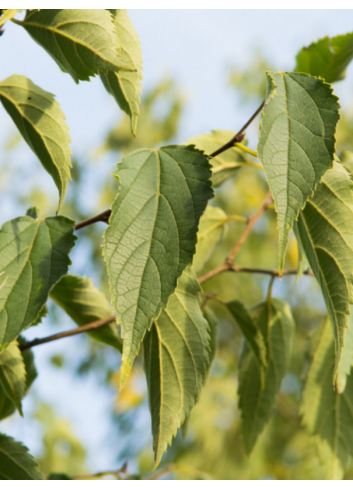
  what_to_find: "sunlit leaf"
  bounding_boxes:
[238,298,295,454]
[50,274,122,351]
[104,145,212,388]
[0,433,43,480]
[0,215,76,349]
[302,318,353,480]
[193,205,228,273]
[101,9,143,136]
[294,162,353,384]
[144,268,210,470]
[257,71,340,273]
[0,9,18,27]
[0,341,25,416]
[295,32,353,83]
[188,130,249,187]
[16,9,134,83]
[0,75,72,211]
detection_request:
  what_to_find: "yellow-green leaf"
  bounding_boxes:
[100,9,143,136]
[0,341,26,416]
[15,9,134,83]
[257,71,340,273]
[0,433,43,480]
[144,268,210,470]
[0,75,72,211]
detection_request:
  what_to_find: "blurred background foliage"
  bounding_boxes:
[2,46,353,480]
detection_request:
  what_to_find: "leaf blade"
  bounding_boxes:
[100,9,143,136]
[0,433,43,480]
[257,71,340,273]
[50,274,121,351]
[144,268,210,470]
[17,9,134,83]
[0,341,26,416]
[104,145,212,388]
[0,215,76,348]
[294,162,353,383]
[0,75,72,211]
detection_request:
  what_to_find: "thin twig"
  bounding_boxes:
[227,191,272,263]
[19,315,116,351]
[75,209,111,231]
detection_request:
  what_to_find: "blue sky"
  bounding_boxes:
[1,9,353,474]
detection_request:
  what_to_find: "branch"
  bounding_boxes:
[19,315,116,351]
[209,100,265,159]
[198,262,313,285]
[75,209,111,231]
[74,102,265,231]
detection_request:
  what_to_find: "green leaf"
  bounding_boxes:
[48,473,72,480]
[0,341,26,416]
[302,318,353,480]
[337,310,353,393]
[193,205,229,273]
[143,267,210,470]
[257,71,340,273]
[0,215,76,349]
[295,32,353,83]
[50,274,122,351]
[296,240,310,283]
[16,9,134,83]
[0,75,72,211]
[30,304,48,327]
[104,145,212,388]
[0,433,43,480]
[203,307,217,375]
[294,162,353,384]
[238,298,295,454]
[100,9,143,136]
[0,9,18,27]
[339,150,353,176]
[188,129,249,187]
[0,341,37,421]
[227,300,267,372]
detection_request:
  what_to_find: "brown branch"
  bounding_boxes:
[19,315,116,351]
[75,209,111,231]
[209,100,265,158]
[227,191,272,262]
[198,262,313,284]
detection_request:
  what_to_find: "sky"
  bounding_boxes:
[1,9,353,475]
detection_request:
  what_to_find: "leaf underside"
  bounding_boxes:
[0,341,26,416]
[0,215,76,349]
[0,75,72,211]
[103,145,212,388]
[0,433,43,480]
[257,71,340,273]
[294,162,353,385]
[18,9,134,83]
[295,32,353,84]
[144,267,210,470]
[100,9,143,136]
[238,298,295,454]
[188,129,248,187]
[193,205,228,274]
[50,274,122,351]
[302,318,353,480]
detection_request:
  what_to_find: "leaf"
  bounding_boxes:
[16,9,134,83]
[0,215,76,349]
[48,473,72,480]
[0,341,37,421]
[203,308,217,375]
[104,145,213,388]
[0,9,18,27]
[0,433,43,480]
[0,341,26,416]
[143,267,210,470]
[227,300,267,372]
[0,75,72,211]
[238,298,295,454]
[294,162,353,384]
[188,129,249,187]
[295,32,353,83]
[30,304,48,327]
[337,310,353,393]
[50,274,122,351]
[296,240,310,283]
[257,71,340,273]
[302,318,353,479]
[100,9,143,136]
[339,150,353,176]
[193,205,229,273]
